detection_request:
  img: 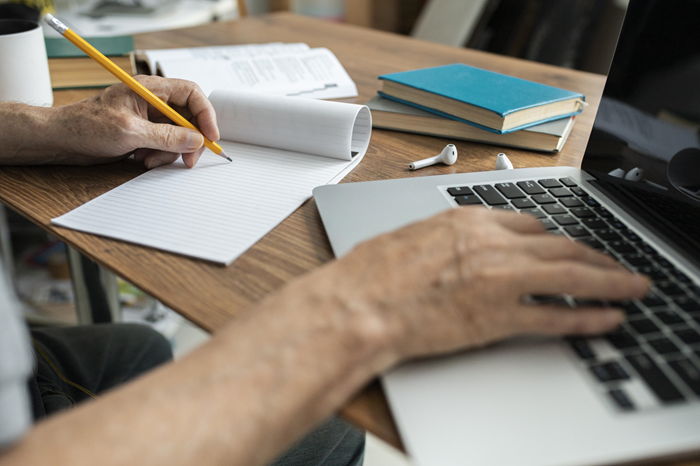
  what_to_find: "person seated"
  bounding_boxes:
[0,76,649,466]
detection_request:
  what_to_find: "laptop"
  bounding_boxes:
[312,1,700,465]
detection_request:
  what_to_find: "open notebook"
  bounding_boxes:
[52,90,371,264]
[139,43,357,100]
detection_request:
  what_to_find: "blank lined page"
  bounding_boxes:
[52,93,372,265]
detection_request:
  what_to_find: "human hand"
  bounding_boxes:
[50,76,219,168]
[327,207,650,362]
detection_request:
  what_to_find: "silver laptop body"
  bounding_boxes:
[313,1,700,465]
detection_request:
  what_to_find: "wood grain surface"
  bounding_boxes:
[0,12,635,454]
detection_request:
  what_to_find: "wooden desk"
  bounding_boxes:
[0,12,609,452]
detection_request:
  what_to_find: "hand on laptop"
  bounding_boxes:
[328,207,650,361]
[0,76,219,168]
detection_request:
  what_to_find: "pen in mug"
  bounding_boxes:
[43,13,232,163]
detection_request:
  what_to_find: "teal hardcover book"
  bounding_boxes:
[378,63,585,134]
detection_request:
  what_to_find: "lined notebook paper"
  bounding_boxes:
[52,91,372,264]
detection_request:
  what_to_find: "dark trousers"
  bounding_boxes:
[28,324,364,466]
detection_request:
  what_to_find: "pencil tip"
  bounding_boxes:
[219,149,232,162]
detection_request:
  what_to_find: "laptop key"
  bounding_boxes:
[621,230,642,242]
[594,207,613,218]
[674,296,700,313]
[454,195,484,206]
[542,204,566,215]
[539,218,558,230]
[571,207,596,218]
[607,219,626,229]
[512,198,536,209]
[608,389,635,411]
[532,194,557,204]
[447,186,474,196]
[648,337,681,355]
[669,270,692,284]
[577,237,604,250]
[674,328,700,345]
[609,241,636,254]
[565,225,591,237]
[590,361,630,382]
[637,266,667,281]
[606,330,639,349]
[521,208,546,219]
[656,282,685,297]
[622,302,644,315]
[654,310,685,325]
[582,218,607,230]
[655,257,673,269]
[638,243,657,255]
[559,177,578,187]
[595,229,622,241]
[571,187,589,197]
[492,205,515,211]
[625,353,685,403]
[473,185,509,205]
[569,338,596,360]
[582,197,600,207]
[560,197,584,208]
[517,180,545,195]
[539,179,563,188]
[623,254,652,268]
[641,294,666,308]
[668,359,700,395]
[628,318,661,334]
[495,183,526,199]
[553,214,579,226]
[549,187,573,197]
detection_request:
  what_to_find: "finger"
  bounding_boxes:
[521,235,623,270]
[142,150,180,169]
[485,208,547,234]
[181,148,204,168]
[513,262,650,300]
[515,305,625,336]
[133,148,152,163]
[136,76,220,142]
[136,119,204,155]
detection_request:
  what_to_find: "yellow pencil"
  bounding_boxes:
[43,13,231,162]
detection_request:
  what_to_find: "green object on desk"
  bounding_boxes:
[45,35,134,58]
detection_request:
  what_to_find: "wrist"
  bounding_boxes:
[293,260,403,376]
[0,102,61,164]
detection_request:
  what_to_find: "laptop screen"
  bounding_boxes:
[580,0,700,263]
[581,0,700,201]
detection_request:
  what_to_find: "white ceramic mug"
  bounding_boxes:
[0,20,53,106]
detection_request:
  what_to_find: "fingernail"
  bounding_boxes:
[147,157,167,169]
[186,131,204,151]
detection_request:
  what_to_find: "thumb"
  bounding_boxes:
[141,122,204,153]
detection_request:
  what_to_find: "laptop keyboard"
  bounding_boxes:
[445,177,700,412]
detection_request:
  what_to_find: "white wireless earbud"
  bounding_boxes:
[608,168,625,178]
[624,167,644,181]
[409,144,457,170]
[495,153,513,170]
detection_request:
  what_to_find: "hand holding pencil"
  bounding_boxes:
[43,14,231,167]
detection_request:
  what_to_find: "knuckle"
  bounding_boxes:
[162,128,183,150]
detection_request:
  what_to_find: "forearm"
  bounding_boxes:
[0,261,395,466]
[0,103,65,164]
